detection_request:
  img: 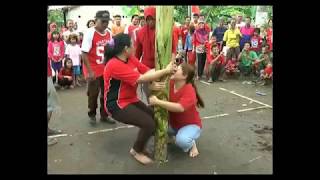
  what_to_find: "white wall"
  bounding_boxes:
[66,6,131,33]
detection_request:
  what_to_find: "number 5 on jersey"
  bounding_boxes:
[96,46,104,64]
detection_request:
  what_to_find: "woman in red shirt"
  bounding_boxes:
[149,63,204,158]
[103,33,177,165]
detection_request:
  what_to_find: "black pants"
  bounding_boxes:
[87,76,108,118]
[58,78,73,87]
[196,52,206,77]
[112,101,155,153]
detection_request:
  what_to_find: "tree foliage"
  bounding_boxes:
[47,9,64,31]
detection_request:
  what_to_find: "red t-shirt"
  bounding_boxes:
[264,66,273,75]
[250,35,262,52]
[104,56,150,115]
[126,24,139,38]
[207,54,225,65]
[58,68,73,80]
[169,80,202,130]
[81,27,112,78]
[266,28,273,50]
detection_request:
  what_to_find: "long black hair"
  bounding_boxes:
[50,31,61,42]
[181,63,205,108]
[104,33,131,64]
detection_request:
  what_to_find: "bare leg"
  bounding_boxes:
[189,141,200,158]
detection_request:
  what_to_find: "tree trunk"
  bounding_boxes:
[153,6,174,164]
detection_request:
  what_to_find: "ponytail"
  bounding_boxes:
[104,33,131,64]
[191,80,205,108]
[181,63,205,108]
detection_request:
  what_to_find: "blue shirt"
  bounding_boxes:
[213,26,227,42]
[184,33,193,51]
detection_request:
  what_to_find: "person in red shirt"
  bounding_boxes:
[48,31,65,85]
[103,33,177,165]
[205,44,225,83]
[58,58,74,89]
[124,14,140,38]
[259,62,272,86]
[250,28,263,55]
[266,19,273,51]
[149,63,204,158]
[181,16,191,50]
[173,22,182,52]
[81,10,115,125]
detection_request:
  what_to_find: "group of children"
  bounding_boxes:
[47,29,84,89]
[182,23,273,86]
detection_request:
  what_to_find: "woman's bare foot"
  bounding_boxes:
[69,85,74,89]
[129,148,153,165]
[189,141,199,158]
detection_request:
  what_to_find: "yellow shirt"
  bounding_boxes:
[111,25,125,36]
[223,28,242,48]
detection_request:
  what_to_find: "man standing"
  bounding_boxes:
[111,15,125,36]
[213,18,227,51]
[240,17,254,50]
[191,13,199,29]
[81,10,115,125]
[63,19,79,42]
[223,19,242,61]
[124,14,140,38]
[135,6,177,102]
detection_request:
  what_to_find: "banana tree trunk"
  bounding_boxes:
[153,6,174,164]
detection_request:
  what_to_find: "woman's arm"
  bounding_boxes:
[137,62,176,83]
[149,95,184,113]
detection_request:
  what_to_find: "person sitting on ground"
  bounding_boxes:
[238,42,258,76]
[149,63,204,158]
[58,58,74,89]
[103,33,177,165]
[205,44,225,83]
[225,57,240,77]
[258,62,273,86]
[253,46,270,76]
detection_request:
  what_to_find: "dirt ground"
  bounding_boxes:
[48,78,273,174]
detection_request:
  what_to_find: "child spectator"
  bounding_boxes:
[65,33,82,87]
[48,31,65,85]
[250,28,263,56]
[58,58,74,89]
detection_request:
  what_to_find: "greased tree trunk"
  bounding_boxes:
[153,6,174,164]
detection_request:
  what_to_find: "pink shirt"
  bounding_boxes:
[240,26,254,36]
